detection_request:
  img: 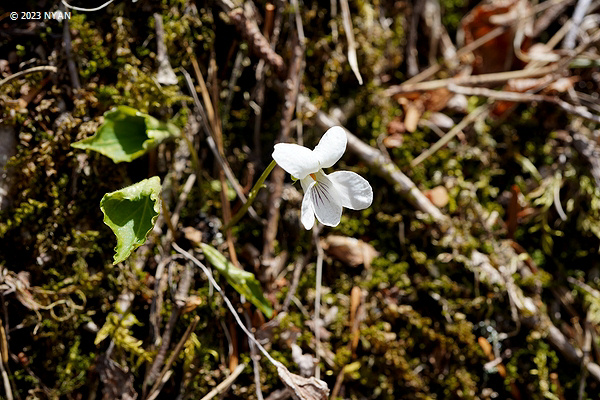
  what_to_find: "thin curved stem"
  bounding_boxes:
[172,243,279,367]
[0,66,57,88]
[62,0,114,12]
[222,160,277,231]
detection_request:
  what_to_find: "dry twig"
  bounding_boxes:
[0,66,58,88]
[143,264,194,394]
[199,363,247,400]
[339,0,363,84]
[228,8,287,79]
[62,10,81,90]
[385,65,558,95]
[411,103,490,167]
[154,13,178,86]
[563,0,593,49]
[447,84,600,124]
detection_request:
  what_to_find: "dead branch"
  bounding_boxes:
[446,84,600,124]
[532,0,575,38]
[252,1,284,162]
[563,0,593,49]
[385,65,559,95]
[228,8,287,79]
[406,0,425,77]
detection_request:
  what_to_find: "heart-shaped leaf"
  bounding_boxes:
[200,243,273,318]
[72,106,180,163]
[101,177,162,264]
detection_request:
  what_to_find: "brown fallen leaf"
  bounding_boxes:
[424,88,454,112]
[182,226,203,244]
[181,295,203,314]
[383,133,404,148]
[386,117,405,135]
[276,361,329,400]
[461,0,531,74]
[478,336,507,377]
[321,235,379,268]
[403,102,422,133]
[506,184,520,240]
[384,118,405,148]
[423,186,449,208]
[394,89,453,133]
[349,286,362,356]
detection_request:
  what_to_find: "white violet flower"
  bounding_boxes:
[272,126,373,230]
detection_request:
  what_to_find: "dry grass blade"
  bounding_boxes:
[0,66,57,88]
[199,363,246,400]
[340,0,363,85]
[410,103,488,167]
[154,13,177,86]
[385,65,558,95]
[181,69,260,222]
[0,320,12,400]
[447,84,600,124]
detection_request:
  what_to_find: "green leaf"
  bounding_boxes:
[72,105,180,163]
[100,176,162,264]
[199,243,273,318]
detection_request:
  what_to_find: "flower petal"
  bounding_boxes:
[300,175,313,193]
[301,181,316,230]
[272,143,320,179]
[312,126,347,169]
[329,171,373,210]
[307,171,343,226]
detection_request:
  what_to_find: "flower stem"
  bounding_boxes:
[222,160,277,231]
[313,226,324,380]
